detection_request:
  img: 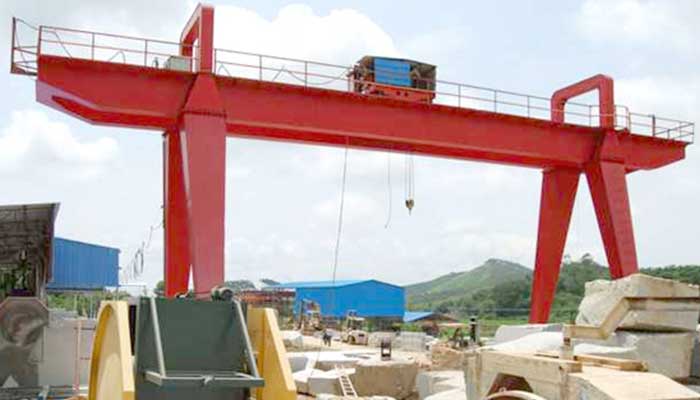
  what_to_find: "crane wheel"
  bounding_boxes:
[88,301,135,400]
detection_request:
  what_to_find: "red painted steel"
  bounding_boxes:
[586,161,638,278]
[529,75,639,322]
[163,129,191,296]
[16,5,691,319]
[180,4,214,72]
[530,168,580,323]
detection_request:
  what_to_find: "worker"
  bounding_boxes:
[323,329,332,347]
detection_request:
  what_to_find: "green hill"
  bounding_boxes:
[406,258,531,310]
[406,255,700,319]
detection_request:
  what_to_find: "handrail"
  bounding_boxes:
[10,20,694,144]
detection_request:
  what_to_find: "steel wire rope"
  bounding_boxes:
[308,144,349,381]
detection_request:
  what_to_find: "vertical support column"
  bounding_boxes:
[179,4,215,72]
[180,112,227,297]
[530,168,580,323]
[163,130,191,296]
[586,161,639,278]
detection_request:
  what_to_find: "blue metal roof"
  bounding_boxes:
[273,280,367,289]
[47,237,120,291]
[403,311,435,323]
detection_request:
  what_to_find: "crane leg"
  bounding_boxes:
[164,130,192,296]
[180,112,227,298]
[586,161,638,278]
[530,168,580,323]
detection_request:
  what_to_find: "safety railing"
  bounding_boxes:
[10,19,694,143]
[11,18,198,75]
[213,48,694,143]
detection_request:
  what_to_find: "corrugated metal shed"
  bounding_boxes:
[47,238,119,291]
[275,279,405,318]
[403,311,458,323]
[403,311,434,323]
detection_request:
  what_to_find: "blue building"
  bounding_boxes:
[273,279,405,319]
[47,237,120,291]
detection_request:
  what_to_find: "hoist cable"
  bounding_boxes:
[332,146,349,282]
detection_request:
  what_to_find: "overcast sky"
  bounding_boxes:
[0,0,698,289]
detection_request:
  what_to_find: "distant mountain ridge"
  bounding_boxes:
[405,258,531,310]
[405,256,700,318]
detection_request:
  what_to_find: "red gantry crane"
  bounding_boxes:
[10,4,694,322]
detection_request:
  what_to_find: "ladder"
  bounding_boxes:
[334,364,358,397]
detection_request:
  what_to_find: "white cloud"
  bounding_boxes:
[0,110,118,179]
[214,4,400,65]
[616,76,699,122]
[576,0,699,52]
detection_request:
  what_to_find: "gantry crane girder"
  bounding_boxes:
[15,4,691,322]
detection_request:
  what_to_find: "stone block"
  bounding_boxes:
[576,274,700,332]
[416,370,465,399]
[368,332,397,347]
[394,332,428,352]
[600,331,696,379]
[492,323,562,344]
[352,359,418,400]
[281,330,304,349]
[424,388,466,400]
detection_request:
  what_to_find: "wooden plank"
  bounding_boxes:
[535,351,647,371]
[480,351,581,385]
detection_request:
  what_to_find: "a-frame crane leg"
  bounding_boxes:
[164,129,191,296]
[530,168,580,323]
[586,161,639,278]
[180,111,227,298]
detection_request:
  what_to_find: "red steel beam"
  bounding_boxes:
[36,55,686,172]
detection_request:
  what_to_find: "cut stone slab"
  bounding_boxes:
[424,388,466,400]
[282,330,304,349]
[393,332,429,352]
[599,331,695,379]
[308,368,355,396]
[692,327,700,378]
[316,396,396,400]
[568,366,700,400]
[352,359,418,400]
[576,273,700,332]
[416,370,465,399]
[489,330,695,379]
[368,332,396,347]
[492,323,562,344]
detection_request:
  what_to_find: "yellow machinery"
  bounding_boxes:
[88,298,296,400]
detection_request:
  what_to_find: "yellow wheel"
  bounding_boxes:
[88,301,135,400]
